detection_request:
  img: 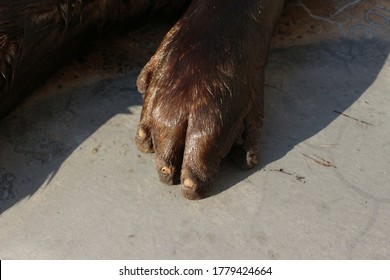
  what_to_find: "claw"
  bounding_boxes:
[161,166,172,175]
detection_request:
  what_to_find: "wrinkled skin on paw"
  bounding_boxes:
[136,0,285,199]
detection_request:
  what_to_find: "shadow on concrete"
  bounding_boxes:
[210,38,390,197]
[0,73,144,213]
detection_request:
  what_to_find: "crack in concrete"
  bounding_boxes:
[334,0,363,16]
[299,0,363,21]
[298,0,338,25]
[347,202,380,258]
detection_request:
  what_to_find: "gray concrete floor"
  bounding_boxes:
[1,0,390,259]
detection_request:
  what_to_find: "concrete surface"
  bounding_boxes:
[0,0,389,259]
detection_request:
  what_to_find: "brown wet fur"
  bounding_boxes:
[137,0,286,199]
[1,0,286,200]
[0,0,190,117]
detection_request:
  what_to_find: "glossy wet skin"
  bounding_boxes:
[136,0,286,199]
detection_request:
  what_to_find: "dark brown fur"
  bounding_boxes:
[0,0,190,116]
[137,0,286,199]
[1,0,286,199]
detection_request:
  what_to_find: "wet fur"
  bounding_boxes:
[136,0,286,199]
[0,0,190,116]
[1,0,286,199]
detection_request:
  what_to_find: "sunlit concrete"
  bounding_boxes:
[1,0,389,259]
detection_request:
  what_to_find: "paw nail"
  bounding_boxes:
[161,166,172,175]
[137,128,147,138]
[183,178,195,190]
[247,153,258,166]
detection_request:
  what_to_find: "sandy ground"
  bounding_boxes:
[1,0,390,259]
